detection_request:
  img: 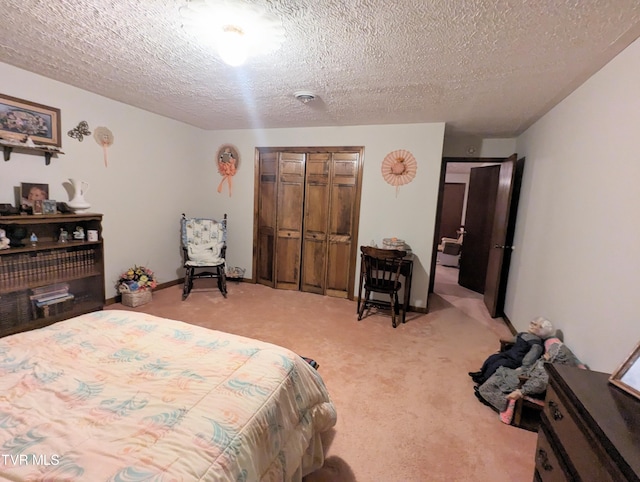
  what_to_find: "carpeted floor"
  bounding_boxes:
[107,277,537,481]
[434,264,512,339]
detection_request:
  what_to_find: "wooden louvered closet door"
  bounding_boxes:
[300,152,330,294]
[256,151,277,287]
[275,152,305,290]
[255,147,363,299]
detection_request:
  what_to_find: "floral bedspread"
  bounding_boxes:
[0,310,337,481]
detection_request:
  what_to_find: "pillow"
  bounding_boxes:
[184,219,225,246]
[187,241,224,265]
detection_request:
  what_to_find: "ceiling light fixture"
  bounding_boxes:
[217,25,248,67]
[294,91,317,104]
[180,0,285,67]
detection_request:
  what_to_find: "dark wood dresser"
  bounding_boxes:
[534,363,640,481]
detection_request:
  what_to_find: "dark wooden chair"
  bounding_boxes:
[181,213,227,300]
[357,246,407,328]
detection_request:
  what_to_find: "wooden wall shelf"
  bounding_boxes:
[1,140,64,165]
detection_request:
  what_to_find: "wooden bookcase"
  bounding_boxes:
[0,213,105,337]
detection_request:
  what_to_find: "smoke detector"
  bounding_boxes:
[294,91,317,103]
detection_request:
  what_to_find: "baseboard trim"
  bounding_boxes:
[105,278,183,305]
[106,278,416,310]
[502,312,517,335]
[105,277,250,305]
[410,306,428,314]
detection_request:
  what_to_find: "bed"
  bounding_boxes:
[0,310,337,481]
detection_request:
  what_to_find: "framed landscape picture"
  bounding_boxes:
[0,94,61,147]
[609,341,640,400]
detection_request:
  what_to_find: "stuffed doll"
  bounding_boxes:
[468,317,554,385]
[475,337,585,413]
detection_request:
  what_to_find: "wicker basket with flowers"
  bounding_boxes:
[116,265,157,307]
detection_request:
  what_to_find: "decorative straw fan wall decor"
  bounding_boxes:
[382,149,417,195]
[93,126,114,167]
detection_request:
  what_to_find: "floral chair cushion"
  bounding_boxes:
[182,218,225,267]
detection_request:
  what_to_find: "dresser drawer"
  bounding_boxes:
[545,384,618,482]
[534,423,570,482]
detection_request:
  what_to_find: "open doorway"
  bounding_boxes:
[429,157,506,331]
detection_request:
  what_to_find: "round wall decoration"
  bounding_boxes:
[93,126,114,167]
[216,144,239,197]
[382,149,417,195]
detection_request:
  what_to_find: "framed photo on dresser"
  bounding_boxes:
[43,199,57,214]
[32,199,43,215]
[609,340,640,400]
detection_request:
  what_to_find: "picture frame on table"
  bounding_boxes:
[32,199,43,215]
[20,182,49,209]
[0,94,61,147]
[609,340,640,401]
[42,199,57,215]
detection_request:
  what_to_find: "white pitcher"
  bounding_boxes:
[67,178,91,213]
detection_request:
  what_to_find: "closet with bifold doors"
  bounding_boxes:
[254,147,364,299]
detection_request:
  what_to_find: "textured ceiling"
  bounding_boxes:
[1,0,640,137]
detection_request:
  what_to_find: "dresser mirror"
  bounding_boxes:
[609,341,640,400]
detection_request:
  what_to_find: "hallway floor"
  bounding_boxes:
[433,264,512,339]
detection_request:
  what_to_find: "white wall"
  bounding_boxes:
[203,124,445,309]
[509,37,640,373]
[0,62,445,308]
[0,63,209,298]
[442,137,516,158]
[479,139,517,158]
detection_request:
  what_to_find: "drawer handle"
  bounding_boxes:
[549,400,563,421]
[537,448,553,472]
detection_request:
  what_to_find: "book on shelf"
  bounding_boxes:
[31,282,70,296]
[30,282,71,304]
[33,293,75,307]
[31,290,71,303]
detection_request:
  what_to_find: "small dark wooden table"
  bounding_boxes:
[357,252,413,325]
[399,255,413,323]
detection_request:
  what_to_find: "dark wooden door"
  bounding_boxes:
[440,183,466,240]
[484,155,524,317]
[275,152,305,290]
[458,165,500,293]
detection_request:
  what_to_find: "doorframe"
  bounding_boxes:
[428,156,508,296]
